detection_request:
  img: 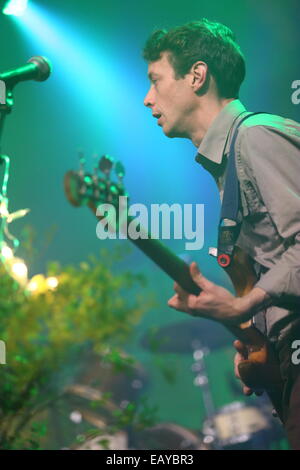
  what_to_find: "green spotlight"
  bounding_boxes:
[3,0,28,16]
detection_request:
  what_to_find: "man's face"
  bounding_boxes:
[144,52,196,138]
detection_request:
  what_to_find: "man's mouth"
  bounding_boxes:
[153,113,162,125]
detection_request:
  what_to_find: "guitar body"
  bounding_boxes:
[225,246,283,418]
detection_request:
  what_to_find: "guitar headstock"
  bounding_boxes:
[64,153,128,210]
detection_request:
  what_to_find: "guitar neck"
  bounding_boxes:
[90,203,260,344]
[130,227,200,296]
[91,203,200,296]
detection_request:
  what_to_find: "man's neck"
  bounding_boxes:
[189,96,235,147]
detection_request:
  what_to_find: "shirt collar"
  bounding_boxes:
[195,99,247,165]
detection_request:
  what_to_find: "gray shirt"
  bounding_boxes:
[196,99,300,342]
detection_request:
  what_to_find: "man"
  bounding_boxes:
[143,19,300,449]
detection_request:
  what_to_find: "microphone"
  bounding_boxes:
[0,56,52,88]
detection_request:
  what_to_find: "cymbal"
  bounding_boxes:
[141,318,234,353]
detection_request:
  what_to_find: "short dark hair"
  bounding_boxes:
[143,19,246,99]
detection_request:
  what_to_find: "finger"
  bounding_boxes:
[189,262,204,286]
[233,340,248,359]
[174,282,189,299]
[233,349,254,395]
[168,294,187,312]
[233,370,253,395]
[168,293,179,308]
[234,352,243,378]
[190,262,214,290]
[243,385,253,396]
[233,341,263,396]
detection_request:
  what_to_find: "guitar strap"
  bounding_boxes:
[217,111,268,334]
[217,112,265,266]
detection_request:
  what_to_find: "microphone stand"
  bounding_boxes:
[0,81,14,144]
[0,82,14,249]
[0,69,46,269]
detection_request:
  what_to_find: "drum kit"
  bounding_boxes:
[59,318,286,450]
[140,318,285,450]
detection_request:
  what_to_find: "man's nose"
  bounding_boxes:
[144,88,154,108]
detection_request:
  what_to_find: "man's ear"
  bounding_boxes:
[190,61,209,94]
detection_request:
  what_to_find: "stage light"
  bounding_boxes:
[46,276,59,290]
[9,257,28,285]
[27,274,47,293]
[6,2,147,147]
[27,274,59,294]
[3,0,28,16]
[1,243,13,260]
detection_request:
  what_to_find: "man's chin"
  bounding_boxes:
[162,125,178,138]
[163,130,182,139]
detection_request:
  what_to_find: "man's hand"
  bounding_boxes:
[168,262,271,326]
[167,262,252,326]
[233,340,263,396]
[233,340,253,395]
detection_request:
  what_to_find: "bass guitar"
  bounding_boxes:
[64,154,283,418]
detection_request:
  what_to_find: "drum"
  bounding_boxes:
[203,401,270,449]
[132,422,211,450]
[73,431,128,450]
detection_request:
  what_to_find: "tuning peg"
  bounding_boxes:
[78,150,86,176]
[92,153,99,179]
[92,152,98,161]
[99,155,114,177]
[115,161,125,180]
[78,149,85,164]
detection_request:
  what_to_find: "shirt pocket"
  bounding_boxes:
[240,178,267,216]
